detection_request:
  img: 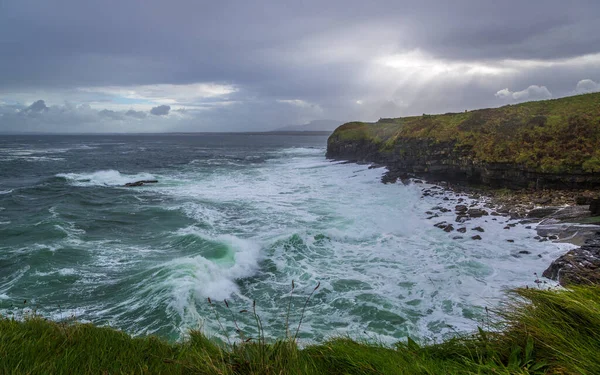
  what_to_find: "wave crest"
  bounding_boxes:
[56,170,156,187]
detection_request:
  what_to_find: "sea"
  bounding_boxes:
[0,134,573,344]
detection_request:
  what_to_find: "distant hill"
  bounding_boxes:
[273,120,343,133]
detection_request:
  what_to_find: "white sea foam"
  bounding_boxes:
[57,169,157,187]
[2,143,579,344]
[147,146,575,342]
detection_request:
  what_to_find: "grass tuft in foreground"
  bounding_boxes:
[1,285,599,374]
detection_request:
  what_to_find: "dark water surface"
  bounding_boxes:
[0,134,570,343]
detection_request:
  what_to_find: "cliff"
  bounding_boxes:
[327,93,600,189]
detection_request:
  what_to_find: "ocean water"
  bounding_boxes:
[0,134,573,344]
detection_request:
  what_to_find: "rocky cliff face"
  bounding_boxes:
[326,135,600,189]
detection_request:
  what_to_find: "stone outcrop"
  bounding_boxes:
[543,236,600,286]
[124,180,158,187]
[326,135,600,190]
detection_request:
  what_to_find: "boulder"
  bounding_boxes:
[576,195,594,205]
[443,224,455,232]
[124,180,158,187]
[527,207,561,218]
[591,199,600,216]
[467,208,488,218]
[455,204,468,213]
[542,236,600,285]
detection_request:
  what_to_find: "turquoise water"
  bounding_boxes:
[0,134,572,343]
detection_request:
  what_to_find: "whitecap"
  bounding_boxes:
[56,169,157,187]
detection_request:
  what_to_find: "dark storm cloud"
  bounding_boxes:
[125,109,147,119]
[0,0,599,132]
[22,100,49,113]
[150,105,171,116]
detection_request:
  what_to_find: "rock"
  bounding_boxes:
[548,235,558,240]
[542,236,600,285]
[467,208,488,218]
[452,236,463,240]
[440,208,451,213]
[591,199,600,216]
[533,197,552,205]
[381,173,398,184]
[472,226,485,232]
[518,250,531,254]
[433,221,447,228]
[457,227,467,233]
[527,207,560,218]
[550,206,591,221]
[443,197,449,201]
[456,215,469,223]
[455,204,468,213]
[426,215,439,220]
[124,180,158,187]
[443,224,455,232]
[576,195,594,205]
[471,235,482,240]
[503,226,510,230]
[507,239,514,243]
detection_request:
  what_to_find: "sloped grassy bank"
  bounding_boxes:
[1,286,599,374]
[327,93,600,189]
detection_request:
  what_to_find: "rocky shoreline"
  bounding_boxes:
[370,165,600,286]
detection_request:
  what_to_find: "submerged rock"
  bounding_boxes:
[124,180,158,187]
[443,224,455,232]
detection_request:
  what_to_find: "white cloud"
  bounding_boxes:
[495,85,552,102]
[377,50,511,77]
[79,83,238,108]
[574,79,600,94]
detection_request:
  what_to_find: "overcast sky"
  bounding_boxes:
[1,0,599,133]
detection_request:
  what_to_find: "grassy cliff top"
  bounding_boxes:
[330,93,600,172]
[2,286,600,374]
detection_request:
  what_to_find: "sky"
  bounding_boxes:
[1,0,599,133]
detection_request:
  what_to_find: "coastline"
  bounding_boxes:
[360,162,600,286]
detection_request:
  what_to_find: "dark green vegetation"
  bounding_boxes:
[329,93,600,174]
[2,286,599,374]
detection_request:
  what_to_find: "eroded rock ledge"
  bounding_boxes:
[542,237,600,285]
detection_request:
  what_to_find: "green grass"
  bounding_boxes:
[329,93,600,173]
[1,286,600,374]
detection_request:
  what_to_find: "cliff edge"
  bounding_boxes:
[327,93,600,189]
